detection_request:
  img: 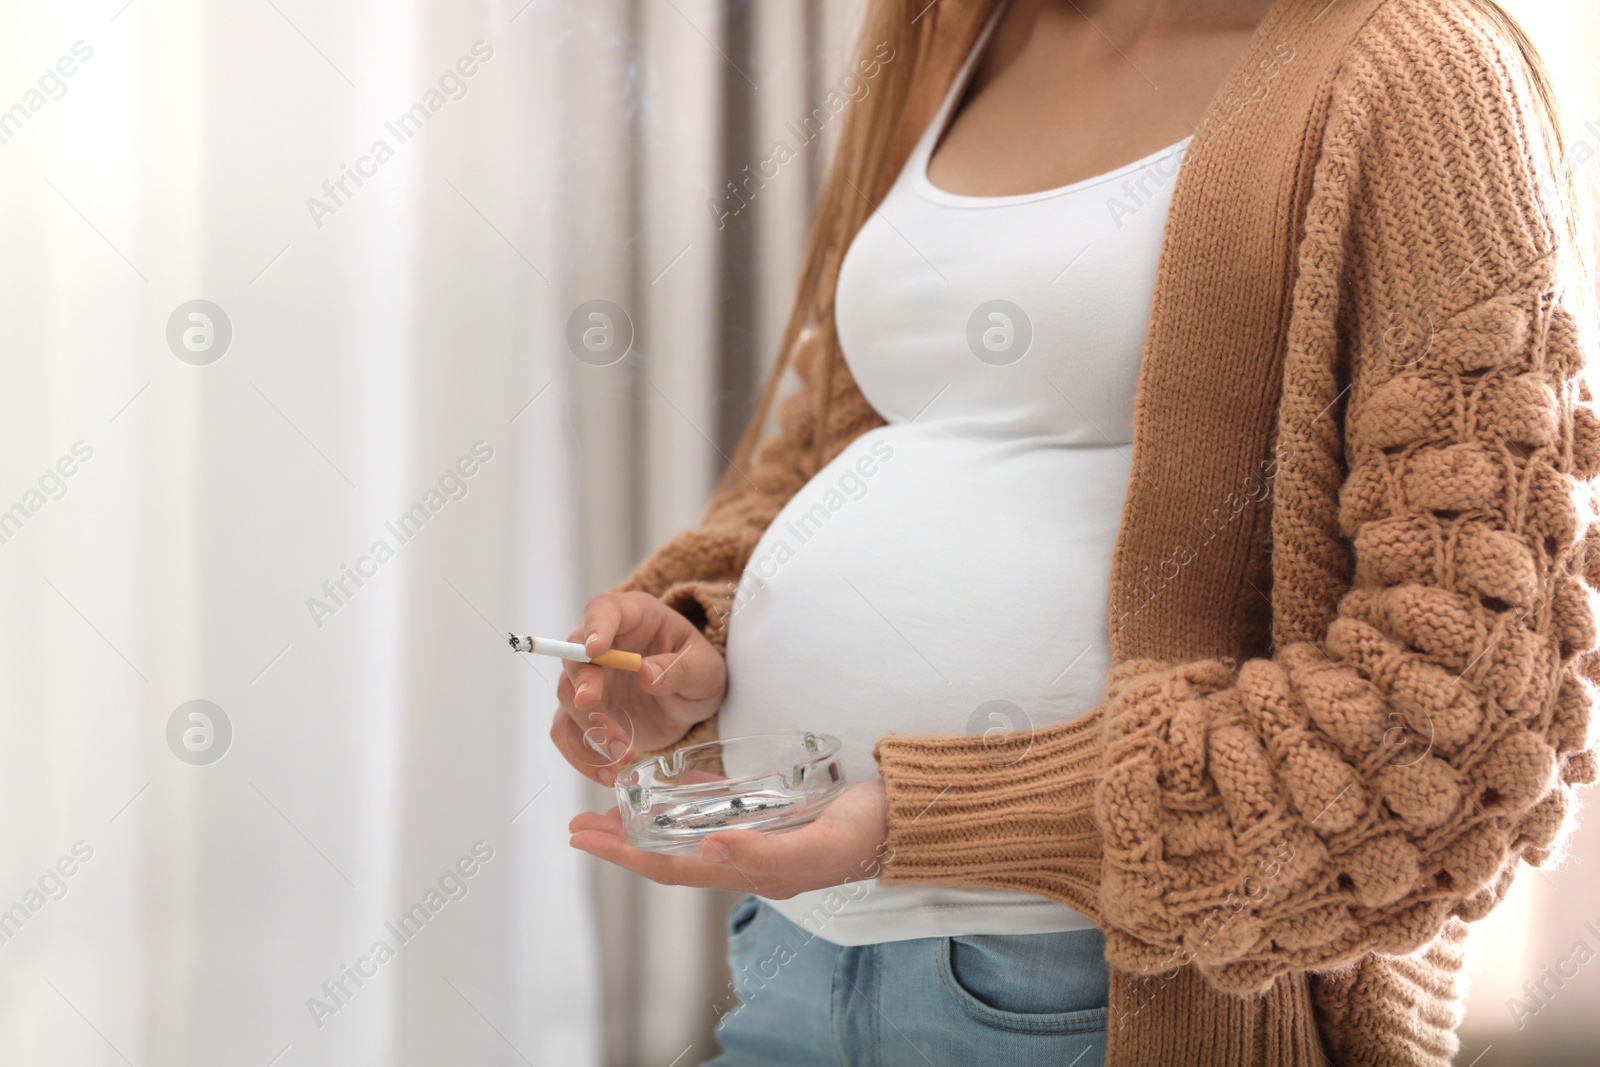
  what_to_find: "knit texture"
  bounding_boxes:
[1309,918,1472,1065]
[614,0,1598,1062]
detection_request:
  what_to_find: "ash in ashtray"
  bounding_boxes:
[650,792,794,831]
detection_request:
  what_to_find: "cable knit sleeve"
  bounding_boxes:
[874,1,1600,994]
[611,322,886,755]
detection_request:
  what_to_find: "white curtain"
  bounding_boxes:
[0,0,597,1063]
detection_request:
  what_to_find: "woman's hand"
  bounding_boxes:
[568,779,889,898]
[549,591,727,786]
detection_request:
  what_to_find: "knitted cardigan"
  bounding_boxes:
[614,0,1600,1062]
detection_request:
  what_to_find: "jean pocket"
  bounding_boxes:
[726,895,767,952]
[937,933,1109,1035]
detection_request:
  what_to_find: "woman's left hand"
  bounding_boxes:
[568,779,889,898]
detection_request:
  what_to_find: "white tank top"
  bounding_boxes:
[716,0,1193,944]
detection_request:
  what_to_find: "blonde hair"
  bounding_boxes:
[717,0,1589,494]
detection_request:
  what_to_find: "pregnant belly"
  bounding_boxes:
[717,424,1130,785]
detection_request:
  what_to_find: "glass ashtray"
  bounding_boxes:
[615,732,846,854]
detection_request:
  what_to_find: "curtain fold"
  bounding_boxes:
[1,0,598,1063]
[560,1,868,1063]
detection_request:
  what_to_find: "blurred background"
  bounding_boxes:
[0,1,1596,1064]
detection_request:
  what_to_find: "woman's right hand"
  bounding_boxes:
[549,591,727,786]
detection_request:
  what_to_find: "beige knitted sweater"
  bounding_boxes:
[616,0,1599,1062]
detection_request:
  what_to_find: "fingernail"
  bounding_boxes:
[707,841,730,863]
[609,739,629,761]
[644,663,661,685]
[585,631,599,652]
[575,683,589,701]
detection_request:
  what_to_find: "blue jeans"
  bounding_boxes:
[706,896,1109,1067]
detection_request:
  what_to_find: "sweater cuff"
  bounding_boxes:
[871,711,1107,919]
[617,579,733,767]
[659,578,737,654]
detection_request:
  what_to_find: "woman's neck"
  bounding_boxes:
[1008,0,1278,43]
[976,0,1278,91]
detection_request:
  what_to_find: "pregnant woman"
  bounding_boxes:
[552,0,1598,1063]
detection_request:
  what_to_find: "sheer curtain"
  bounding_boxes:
[0,0,598,1063]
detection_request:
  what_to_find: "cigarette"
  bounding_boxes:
[508,633,643,672]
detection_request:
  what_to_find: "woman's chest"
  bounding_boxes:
[832,146,1187,439]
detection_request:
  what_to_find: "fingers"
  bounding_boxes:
[549,710,605,785]
[560,659,607,712]
[571,594,626,656]
[555,670,606,740]
[564,592,667,709]
[692,782,888,891]
[694,827,823,880]
[549,592,725,784]
[568,807,623,834]
[572,591,660,658]
[567,827,761,893]
[564,805,764,891]
[565,778,886,895]
[555,669,636,758]
[695,829,768,867]
[638,640,724,704]
[563,823,851,898]
[687,827,868,900]
[549,710,631,786]
[563,813,854,897]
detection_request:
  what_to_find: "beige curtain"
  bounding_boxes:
[561,2,1600,1064]
[560,1,866,1063]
